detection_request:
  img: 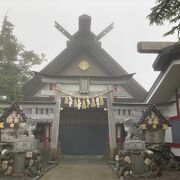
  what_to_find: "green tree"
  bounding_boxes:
[148,0,180,39]
[0,15,46,101]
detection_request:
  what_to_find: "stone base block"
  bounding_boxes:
[123,140,145,151]
[14,137,37,152]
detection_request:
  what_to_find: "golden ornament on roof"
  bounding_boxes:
[78,60,90,71]
[152,124,157,129]
[140,124,147,129]
[0,123,4,128]
[10,123,14,128]
[153,117,159,125]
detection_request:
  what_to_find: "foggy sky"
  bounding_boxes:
[0,0,178,91]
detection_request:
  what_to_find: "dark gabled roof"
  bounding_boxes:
[153,42,180,71]
[22,76,46,101]
[138,104,169,126]
[23,14,147,102]
[40,42,127,77]
[40,14,142,77]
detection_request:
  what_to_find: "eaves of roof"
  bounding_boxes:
[153,42,180,71]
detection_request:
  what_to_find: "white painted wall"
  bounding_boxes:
[165,127,173,143]
[158,89,180,156]
[171,148,180,157]
[168,103,177,117]
[113,105,146,123]
[34,82,134,101]
[60,84,79,91]
[89,84,107,91]
[113,85,133,98]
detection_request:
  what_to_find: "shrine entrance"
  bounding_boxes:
[59,108,108,155]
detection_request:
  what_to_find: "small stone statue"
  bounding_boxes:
[17,118,36,138]
[124,119,143,141]
[14,118,37,153]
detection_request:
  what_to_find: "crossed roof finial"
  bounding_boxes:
[55,15,114,41]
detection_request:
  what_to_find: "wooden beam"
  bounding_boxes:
[55,21,72,40]
[96,23,114,41]
[41,90,55,96]
[137,41,175,54]
[107,85,116,159]
[41,75,134,85]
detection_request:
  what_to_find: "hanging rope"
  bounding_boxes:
[55,87,114,109]
[55,87,114,99]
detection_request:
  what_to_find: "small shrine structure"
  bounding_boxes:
[139,105,170,144]
[0,102,27,142]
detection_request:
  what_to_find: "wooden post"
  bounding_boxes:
[107,85,116,159]
[50,84,61,160]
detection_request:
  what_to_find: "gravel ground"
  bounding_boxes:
[40,155,116,180]
[39,155,180,180]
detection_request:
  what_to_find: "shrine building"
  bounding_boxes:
[0,15,147,159]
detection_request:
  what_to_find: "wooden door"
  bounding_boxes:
[59,108,108,154]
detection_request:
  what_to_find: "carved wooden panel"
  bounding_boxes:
[79,78,89,94]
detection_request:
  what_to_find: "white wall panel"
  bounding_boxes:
[171,148,180,156]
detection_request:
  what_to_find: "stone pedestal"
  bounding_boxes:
[131,152,145,175]
[13,136,38,176]
[123,140,145,151]
[13,152,25,175]
[123,140,146,176]
[14,136,37,152]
